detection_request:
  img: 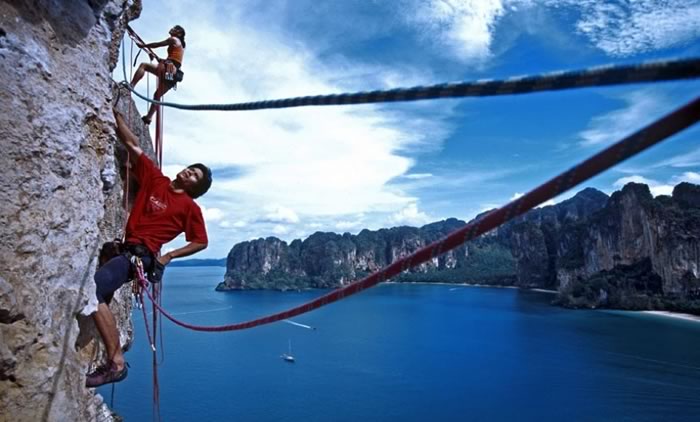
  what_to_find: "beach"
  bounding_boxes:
[642,310,700,323]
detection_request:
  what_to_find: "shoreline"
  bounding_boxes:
[383,281,558,294]
[529,288,558,294]
[640,310,700,323]
[393,284,700,323]
[215,278,699,323]
[386,281,516,289]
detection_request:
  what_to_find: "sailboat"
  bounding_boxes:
[281,340,295,363]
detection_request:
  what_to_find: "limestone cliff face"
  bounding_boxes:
[505,187,610,288]
[586,183,700,288]
[219,183,700,313]
[557,183,700,311]
[219,218,515,291]
[0,1,151,420]
[218,188,607,291]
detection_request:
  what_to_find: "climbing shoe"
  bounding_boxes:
[142,116,152,125]
[85,361,129,388]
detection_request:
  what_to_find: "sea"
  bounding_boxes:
[98,266,700,421]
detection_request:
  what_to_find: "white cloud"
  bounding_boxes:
[409,0,506,63]
[272,225,290,235]
[160,164,182,180]
[651,185,675,196]
[407,1,700,63]
[479,203,499,212]
[263,206,300,224]
[335,220,362,231]
[509,192,555,208]
[670,171,700,185]
[613,172,700,197]
[613,175,658,188]
[403,173,433,180]
[654,147,700,168]
[578,90,667,147]
[393,166,521,195]
[572,0,700,57]
[219,219,248,230]
[537,199,557,208]
[388,203,431,226]
[202,206,224,221]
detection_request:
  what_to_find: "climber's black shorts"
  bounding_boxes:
[94,254,153,304]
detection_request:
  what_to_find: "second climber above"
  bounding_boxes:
[130,25,186,125]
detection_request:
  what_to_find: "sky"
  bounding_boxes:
[118,0,700,258]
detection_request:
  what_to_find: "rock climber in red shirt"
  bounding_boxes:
[86,108,212,388]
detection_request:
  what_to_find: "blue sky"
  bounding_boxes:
[120,0,700,258]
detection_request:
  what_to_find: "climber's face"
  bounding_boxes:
[176,166,204,191]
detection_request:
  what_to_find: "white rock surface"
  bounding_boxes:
[0,1,155,420]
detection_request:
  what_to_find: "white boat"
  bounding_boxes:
[281,340,295,363]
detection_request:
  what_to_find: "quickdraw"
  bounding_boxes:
[131,256,162,421]
[131,256,156,352]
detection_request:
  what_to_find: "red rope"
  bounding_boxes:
[123,26,164,422]
[135,263,156,350]
[155,75,165,168]
[122,151,130,241]
[151,282,161,422]
[158,99,164,168]
[138,95,700,332]
[134,261,161,422]
[129,39,134,84]
[148,64,164,168]
[126,25,161,62]
[123,102,131,238]
[149,95,163,409]
[125,25,164,168]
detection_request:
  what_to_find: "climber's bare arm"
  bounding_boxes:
[113,109,143,167]
[157,242,208,266]
[138,37,176,49]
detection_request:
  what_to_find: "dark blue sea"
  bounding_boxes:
[99,266,700,421]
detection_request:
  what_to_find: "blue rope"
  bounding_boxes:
[120,57,700,112]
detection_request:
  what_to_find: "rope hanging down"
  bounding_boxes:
[119,28,166,420]
[121,57,700,111]
[137,95,700,332]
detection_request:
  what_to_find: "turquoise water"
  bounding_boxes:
[100,267,700,421]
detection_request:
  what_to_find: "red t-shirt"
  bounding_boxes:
[125,154,208,254]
